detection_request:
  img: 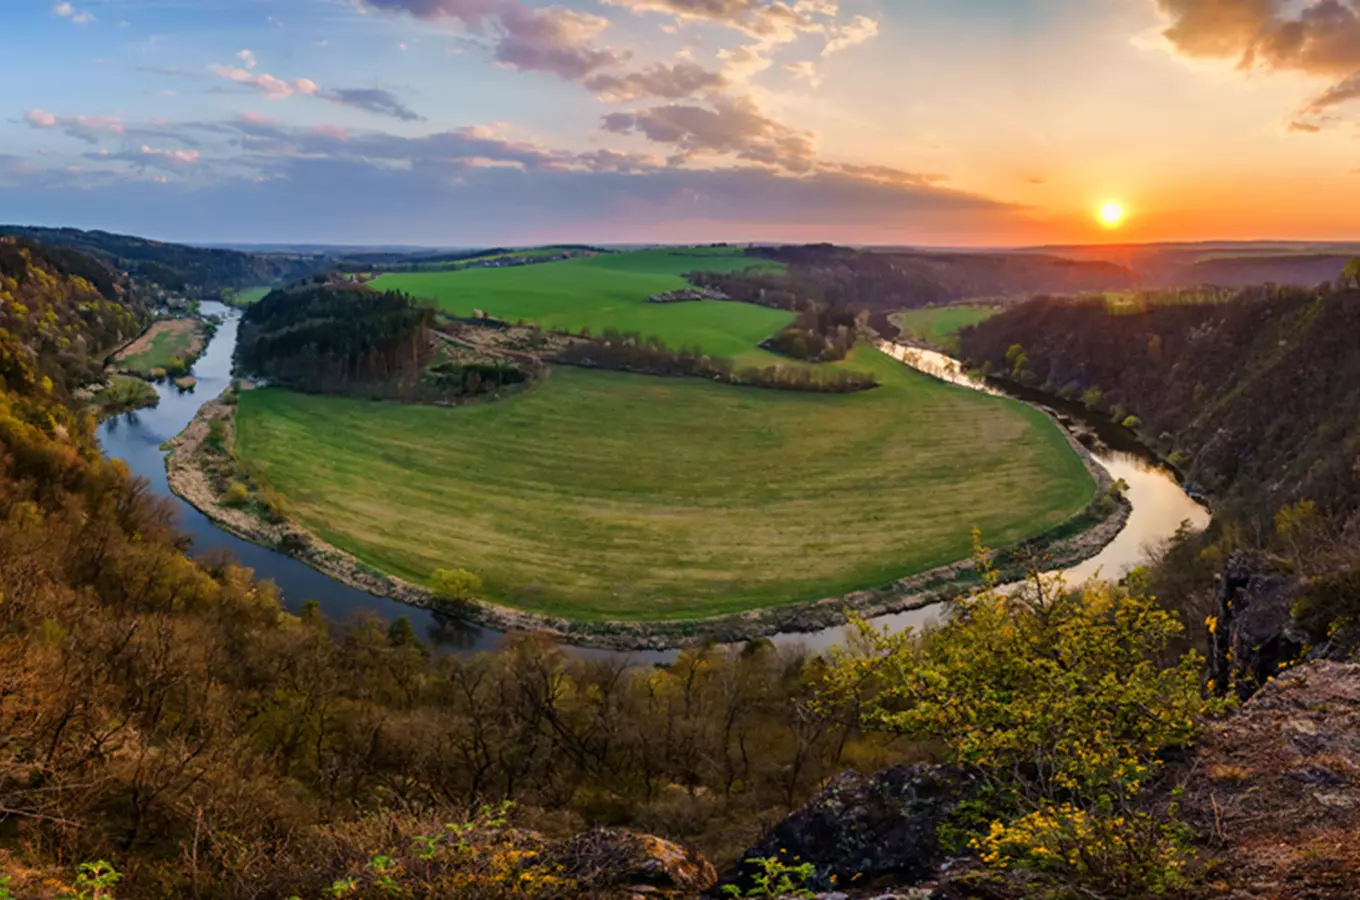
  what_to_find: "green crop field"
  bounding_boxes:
[228,287,273,306]
[373,249,792,360]
[234,347,1095,622]
[116,319,203,376]
[893,306,1001,352]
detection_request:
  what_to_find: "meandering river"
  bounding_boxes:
[97,305,1209,661]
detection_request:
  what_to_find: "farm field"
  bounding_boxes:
[226,286,272,306]
[374,248,793,361]
[234,346,1096,622]
[893,306,1000,352]
[115,318,203,376]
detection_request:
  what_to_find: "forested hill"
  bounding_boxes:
[0,224,327,295]
[958,286,1360,533]
[0,236,148,397]
[750,244,1138,310]
[235,281,435,391]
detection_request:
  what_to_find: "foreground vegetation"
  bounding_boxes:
[234,345,1095,620]
[374,248,793,361]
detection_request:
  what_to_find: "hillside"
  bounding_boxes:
[0,224,326,295]
[958,286,1360,533]
[0,236,148,396]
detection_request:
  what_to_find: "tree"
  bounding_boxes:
[1343,256,1360,289]
[431,567,484,603]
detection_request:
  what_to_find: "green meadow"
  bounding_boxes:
[893,306,1001,352]
[116,319,202,376]
[373,248,793,361]
[225,287,273,306]
[234,346,1095,622]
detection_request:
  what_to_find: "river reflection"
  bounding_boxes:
[96,315,1208,663]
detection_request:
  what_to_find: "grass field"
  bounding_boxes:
[228,287,272,306]
[116,319,203,376]
[374,249,792,361]
[893,306,1000,352]
[235,347,1095,622]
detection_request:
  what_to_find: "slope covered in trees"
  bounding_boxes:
[0,236,148,398]
[0,224,326,295]
[731,244,1136,312]
[959,286,1360,534]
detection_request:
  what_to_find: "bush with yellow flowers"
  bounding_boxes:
[819,537,1228,897]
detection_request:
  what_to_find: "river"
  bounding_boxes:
[96,307,1209,660]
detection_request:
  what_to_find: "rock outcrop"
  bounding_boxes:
[564,829,718,896]
[1211,551,1305,698]
[714,765,970,897]
[1182,661,1360,898]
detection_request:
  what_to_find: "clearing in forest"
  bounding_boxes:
[115,319,204,376]
[373,248,793,362]
[234,346,1096,622]
[892,306,1001,352]
[226,287,272,306]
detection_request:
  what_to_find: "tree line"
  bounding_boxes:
[553,328,879,393]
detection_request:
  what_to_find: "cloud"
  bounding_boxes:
[822,14,878,55]
[361,0,628,82]
[1301,71,1360,114]
[24,109,126,143]
[602,94,816,170]
[1155,0,1360,123]
[0,142,1014,245]
[53,1,95,24]
[323,88,425,121]
[785,60,821,86]
[1287,119,1323,132]
[210,65,321,99]
[237,49,258,70]
[584,61,727,100]
[601,0,820,40]
[140,145,201,166]
[1156,0,1360,74]
[492,5,629,79]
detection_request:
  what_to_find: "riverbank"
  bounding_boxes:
[107,315,215,381]
[166,383,1130,651]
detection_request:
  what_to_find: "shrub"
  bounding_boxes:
[722,856,815,898]
[820,538,1225,896]
[1122,415,1142,430]
[974,804,1194,896]
[258,487,291,522]
[224,482,250,506]
[205,417,228,453]
[431,567,484,603]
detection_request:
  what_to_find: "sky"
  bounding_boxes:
[6,0,1360,247]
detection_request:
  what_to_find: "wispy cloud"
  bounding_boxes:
[52,1,95,24]
[210,65,321,99]
[324,88,425,121]
[24,109,125,143]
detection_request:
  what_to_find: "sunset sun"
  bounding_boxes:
[1098,201,1127,229]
